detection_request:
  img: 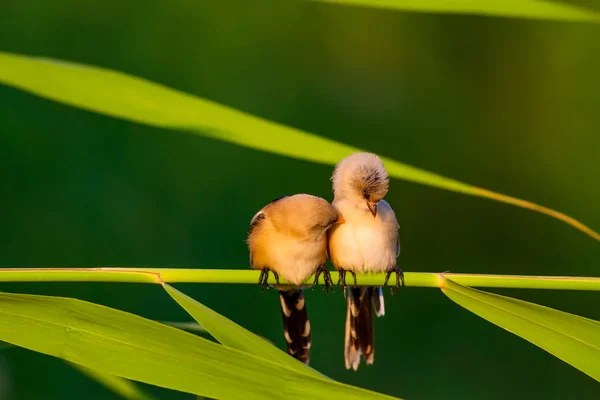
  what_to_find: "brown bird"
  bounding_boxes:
[247,194,344,364]
[327,153,403,370]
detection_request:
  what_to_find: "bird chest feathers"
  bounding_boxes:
[329,211,397,272]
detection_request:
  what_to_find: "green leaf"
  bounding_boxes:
[0,340,154,400]
[158,320,207,333]
[308,0,600,22]
[162,283,324,378]
[0,341,154,400]
[441,278,600,382]
[0,340,14,351]
[70,363,156,400]
[0,291,398,399]
[0,51,597,241]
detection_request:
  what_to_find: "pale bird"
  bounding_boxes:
[247,194,344,364]
[327,152,403,370]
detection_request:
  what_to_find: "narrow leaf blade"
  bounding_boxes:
[442,278,600,382]
[0,292,398,399]
[309,0,600,23]
[158,320,207,333]
[0,51,597,241]
[70,363,156,400]
[162,284,323,378]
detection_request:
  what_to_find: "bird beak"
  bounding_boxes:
[367,202,378,218]
[335,216,345,224]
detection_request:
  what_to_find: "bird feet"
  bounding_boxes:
[313,264,333,293]
[337,269,357,299]
[258,268,280,292]
[384,265,404,295]
[337,269,358,287]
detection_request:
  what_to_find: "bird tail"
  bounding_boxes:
[279,289,311,365]
[345,286,384,370]
[372,286,385,317]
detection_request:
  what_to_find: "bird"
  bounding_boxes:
[327,152,403,370]
[247,194,344,364]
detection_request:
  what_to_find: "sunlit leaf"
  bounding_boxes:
[70,363,156,400]
[441,277,600,382]
[308,0,600,22]
[1,341,154,399]
[0,340,13,351]
[162,283,324,377]
[0,291,398,399]
[0,51,597,241]
[158,320,207,333]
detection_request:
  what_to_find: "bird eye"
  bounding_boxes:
[362,189,369,199]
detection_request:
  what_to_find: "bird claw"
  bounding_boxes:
[337,269,357,299]
[337,270,345,286]
[384,266,404,295]
[313,265,333,293]
[258,268,279,292]
[350,271,357,286]
[337,270,347,298]
[337,269,358,285]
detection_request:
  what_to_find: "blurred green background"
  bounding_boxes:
[1,0,599,399]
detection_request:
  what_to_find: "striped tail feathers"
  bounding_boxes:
[279,289,311,365]
[345,287,376,370]
[372,286,385,317]
[345,288,361,370]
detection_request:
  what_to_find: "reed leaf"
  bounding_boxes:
[162,283,324,377]
[308,0,600,23]
[0,291,397,399]
[441,277,600,382]
[0,51,597,241]
[70,363,156,400]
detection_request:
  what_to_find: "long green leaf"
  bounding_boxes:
[158,320,207,333]
[0,340,13,351]
[309,0,600,23]
[162,283,323,378]
[441,278,600,382]
[0,291,397,399]
[70,363,156,400]
[0,340,153,399]
[0,51,597,241]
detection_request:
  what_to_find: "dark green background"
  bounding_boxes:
[1,1,599,399]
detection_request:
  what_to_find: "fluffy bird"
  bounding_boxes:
[247,194,343,364]
[327,152,403,370]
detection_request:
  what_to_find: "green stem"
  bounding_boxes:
[0,268,598,291]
